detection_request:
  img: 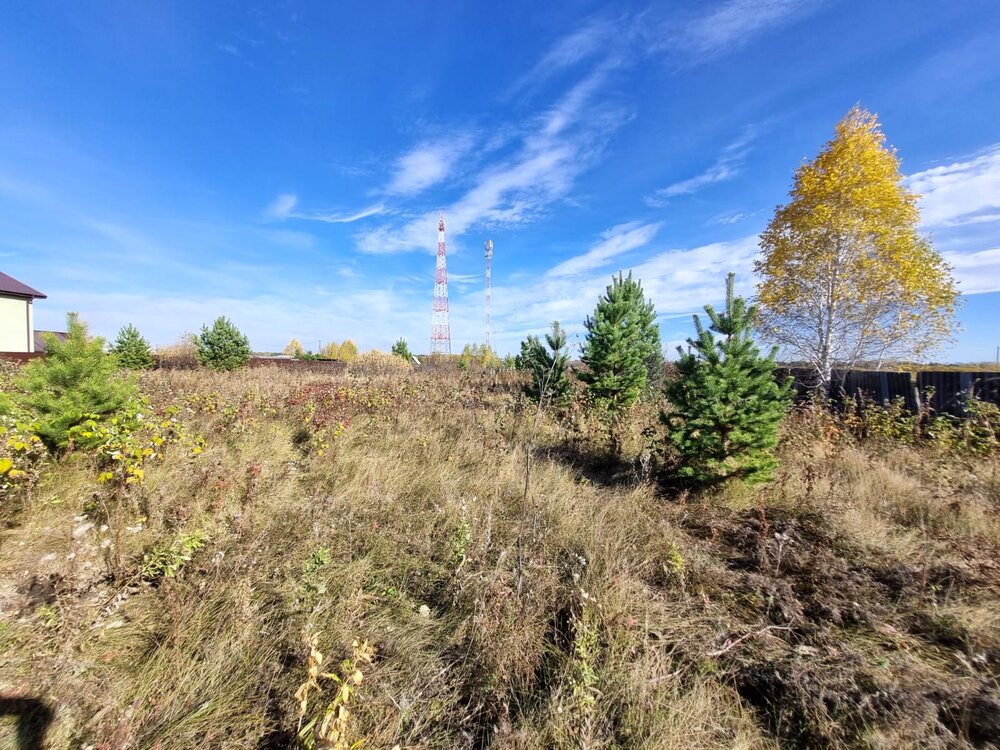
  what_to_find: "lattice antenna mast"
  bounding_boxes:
[484,239,493,351]
[430,212,451,354]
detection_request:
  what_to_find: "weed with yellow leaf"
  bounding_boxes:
[296,634,376,750]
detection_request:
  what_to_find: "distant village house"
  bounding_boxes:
[0,271,48,353]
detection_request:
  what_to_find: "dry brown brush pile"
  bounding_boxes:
[0,367,998,749]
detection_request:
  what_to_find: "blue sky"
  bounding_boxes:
[1,1,998,360]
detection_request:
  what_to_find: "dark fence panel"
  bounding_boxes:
[782,368,1000,417]
[777,368,818,402]
[834,369,920,412]
[917,371,1000,416]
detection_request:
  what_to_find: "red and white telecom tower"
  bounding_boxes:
[484,239,493,350]
[430,212,451,354]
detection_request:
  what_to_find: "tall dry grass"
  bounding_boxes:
[0,368,997,748]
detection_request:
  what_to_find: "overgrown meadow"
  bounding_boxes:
[2,359,1000,749]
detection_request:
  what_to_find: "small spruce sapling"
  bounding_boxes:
[514,337,539,370]
[16,313,137,449]
[391,338,412,360]
[664,273,791,484]
[111,324,155,370]
[195,317,251,371]
[524,322,572,406]
[580,272,660,415]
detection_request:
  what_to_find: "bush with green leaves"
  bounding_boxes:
[110,323,154,370]
[391,338,412,360]
[522,322,572,406]
[195,317,251,371]
[664,274,791,485]
[15,313,137,450]
[580,272,661,414]
[457,343,500,371]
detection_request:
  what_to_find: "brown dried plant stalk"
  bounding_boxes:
[295,634,376,750]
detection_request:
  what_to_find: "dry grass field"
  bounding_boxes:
[1,366,999,749]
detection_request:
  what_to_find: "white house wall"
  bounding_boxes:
[0,295,30,352]
[27,298,34,352]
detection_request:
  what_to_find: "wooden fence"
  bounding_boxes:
[782,368,1000,416]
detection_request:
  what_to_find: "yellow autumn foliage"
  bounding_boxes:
[320,341,342,360]
[338,339,359,364]
[755,106,958,384]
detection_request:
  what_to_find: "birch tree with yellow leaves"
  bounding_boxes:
[755,107,958,388]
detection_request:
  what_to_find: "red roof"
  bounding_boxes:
[0,271,46,299]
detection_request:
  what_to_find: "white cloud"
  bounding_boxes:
[942,212,1000,227]
[507,18,614,96]
[534,20,610,72]
[646,130,755,205]
[306,204,386,223]
[355,65,627,255]
[712,211,747,225]
[386,139,472,196]
[548,221,661,277]
[266,193,385,224]
[673,0,813,58]
[908,144,1000,227]
[487,234,761,353]
[943,247,1000,294]
[266,193,297,220]
[647,164,738,204]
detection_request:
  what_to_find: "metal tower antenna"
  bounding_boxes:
[430,212,451,354]
[484,239,493,351]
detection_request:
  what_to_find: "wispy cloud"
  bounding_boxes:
[671,0,815,58]
[355,64,627,254]
[711,211,748,225]
[275,5,802,255]
[507,17,615,96]
[485,234,761,355]
[266,193,298,220]
[386,138,474,196]
[548,221,661,277]
[306,204,386,223]
[942,247,1000,294]
[266,192,385,224]
[216,42,241,57]
[908,144,1000,227]
[645,130,756,205]
[448,273,482,288]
